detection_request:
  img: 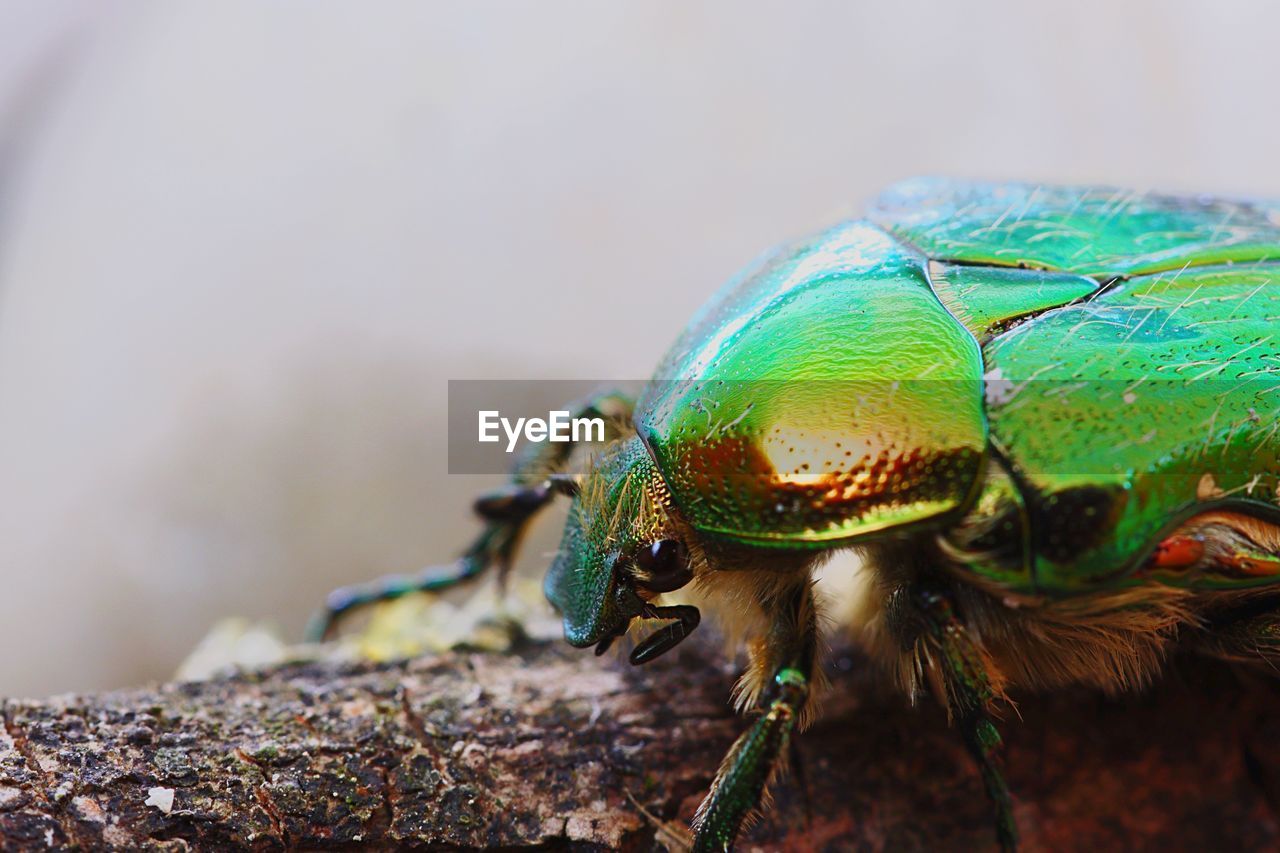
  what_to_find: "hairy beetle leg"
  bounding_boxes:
[304,507,533,642]
[692,667,809,852]
[915,585,1017,853]
[691,582,817,851]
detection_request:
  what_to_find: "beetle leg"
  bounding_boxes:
[304,502,537,642]
[691,582,818,852]
[305,390,634,641]
[914,585,1017,853]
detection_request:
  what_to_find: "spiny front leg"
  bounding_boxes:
[305,390,634,641]
[913,585,1017,853]
[692,580,819,852]
[304,491,545,642]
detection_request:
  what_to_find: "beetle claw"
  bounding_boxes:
[628,605,701,665]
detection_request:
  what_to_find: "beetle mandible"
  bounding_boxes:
[309,178,1280,851]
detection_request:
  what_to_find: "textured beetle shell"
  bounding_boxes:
[636,221,986,547]
[637,179,1280,595]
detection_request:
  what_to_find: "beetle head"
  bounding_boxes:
[543,436,700,664]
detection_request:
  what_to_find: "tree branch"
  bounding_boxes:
[2,636,1279,849]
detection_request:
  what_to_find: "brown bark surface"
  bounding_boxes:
[3,635,1280,851]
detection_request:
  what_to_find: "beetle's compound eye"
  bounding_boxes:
[633,539,693,593]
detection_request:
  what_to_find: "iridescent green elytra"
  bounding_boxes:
[311,180,1280,851]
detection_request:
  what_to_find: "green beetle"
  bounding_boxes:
[310,179,1280,851]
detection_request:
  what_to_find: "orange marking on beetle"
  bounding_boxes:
[1220,553,1280,577]
[1146,510,1280,577]
[1150,535,1205,569]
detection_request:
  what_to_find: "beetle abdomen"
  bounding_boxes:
[982,262,1280,592]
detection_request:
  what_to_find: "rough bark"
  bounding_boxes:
[3,635,1280,851]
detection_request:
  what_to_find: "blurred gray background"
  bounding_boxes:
[2,1,1279,697]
